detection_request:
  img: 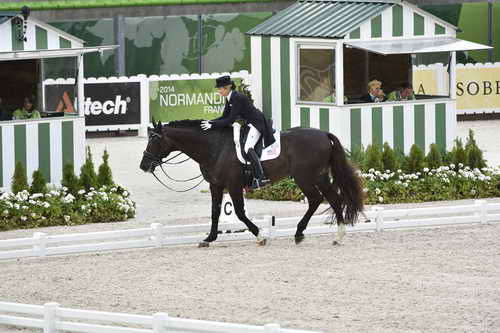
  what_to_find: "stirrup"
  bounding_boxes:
[251,178,271,190]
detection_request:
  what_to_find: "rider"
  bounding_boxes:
[201,75,275,189]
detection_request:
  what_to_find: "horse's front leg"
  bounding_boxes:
[229,186,266,246]
[199,183,223,247]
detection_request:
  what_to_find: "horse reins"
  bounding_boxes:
[143,143,204,192]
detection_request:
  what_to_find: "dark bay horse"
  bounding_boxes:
[140,120,365,246]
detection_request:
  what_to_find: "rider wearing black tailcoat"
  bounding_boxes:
[201,75,275,189]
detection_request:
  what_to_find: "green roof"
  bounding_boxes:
[247,0,394,38]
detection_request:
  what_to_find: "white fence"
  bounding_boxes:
[1,200,499,261]
[0,301,320,333]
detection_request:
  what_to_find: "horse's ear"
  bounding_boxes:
[156,120,162,131]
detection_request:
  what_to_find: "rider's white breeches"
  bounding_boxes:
[244,124,261,153]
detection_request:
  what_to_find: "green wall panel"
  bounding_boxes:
[61,121,74,169]
[393,105,404,153]
[261,36,272,120]
[435,103,446,152]
[300,107,310,128]
[11,20,24,51]
[319,108,329,132]
[414,104,425,151]
[350,28,360,39]
[371,107,383,148]
[371,15,382,38]
[350,108,361,151]
[392,5,403,37]
[413,13,425,36]
[36,26,48,50]
[38,123,51,183]
[14,124,27,176]
[280,37,291,130]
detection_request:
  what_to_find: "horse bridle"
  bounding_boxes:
[143,131,204,192]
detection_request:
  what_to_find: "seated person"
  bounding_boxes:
[0,97,12,121]
[387,82,416,101]
[12,96,41,120]
[360,80,386,103]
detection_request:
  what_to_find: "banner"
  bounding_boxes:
[456,67,500,110]
[149,78,241,122]
[44,82,141,126]
[413,64,500,113]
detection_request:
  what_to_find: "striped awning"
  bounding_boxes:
[247,0,394,38]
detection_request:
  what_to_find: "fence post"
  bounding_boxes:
[374,207,384,232]
[475,200,488,225]
[151,223,163,248]
[264,215,273,242]
[43,302,59,333]
[264,323,281,332]
[34,232,47,257]
[153,312,169,333]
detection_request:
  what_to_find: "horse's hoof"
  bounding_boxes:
[295,235,305,244]
[256,236,267,246]
[332,240,342,246]
[198,241,210,248]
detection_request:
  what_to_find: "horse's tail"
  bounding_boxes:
[327,133,365,225]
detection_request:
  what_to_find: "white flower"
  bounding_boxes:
[2,209,8,216]
[62,186,68,192]
[78,189,86,195]
[43,202,50,208]
[13,203,20,210]
[470,189,476,195]
[90,187,95,191]
[378,196,384,203]
[375,188,381,195]
[449,164,455,169]
[64,215,71,222]
[123,191,129,197]
[20,216,27,221]
[458,163,464,168]
[31,213,36,218]
[423,168,429,172]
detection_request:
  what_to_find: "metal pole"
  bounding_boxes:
[488,0,493,62]
[198,14,203,74]
[114,15,125,76]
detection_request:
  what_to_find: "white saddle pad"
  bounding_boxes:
[232,123,281,165]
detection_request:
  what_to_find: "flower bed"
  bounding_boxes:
[246,164,500,204]
[0,185,135,231]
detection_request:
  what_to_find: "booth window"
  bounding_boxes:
[298,45,336,104]
[343,43,451,104]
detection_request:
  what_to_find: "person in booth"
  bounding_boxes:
[12,96,41,120]
[387,82,416,101]
[360,80,386,103]
[200,75,275,189]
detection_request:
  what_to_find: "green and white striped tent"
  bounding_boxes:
[247,0,491,154]
[0,11,113,190]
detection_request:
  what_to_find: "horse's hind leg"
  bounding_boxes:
[317,175,346,245]
[228,186,264,245]
[294,178,323,244]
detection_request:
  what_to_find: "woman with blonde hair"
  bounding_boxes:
[361,80,386,103]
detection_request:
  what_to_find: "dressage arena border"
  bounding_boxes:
[0,301,320,333]
[0,200,499,261]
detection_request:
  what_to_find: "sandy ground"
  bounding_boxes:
[1,120,500,332]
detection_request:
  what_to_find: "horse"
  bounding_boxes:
[140,120,365,247]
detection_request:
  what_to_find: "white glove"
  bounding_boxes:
[201,120,212,131]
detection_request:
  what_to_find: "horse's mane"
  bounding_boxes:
[165,119,203,129]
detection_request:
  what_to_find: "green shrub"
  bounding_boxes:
[349,144,365,170]
[451,138,467,168]
[11,161,28,194]
[465,130,486,169]
[425,144,443,170]
[364,144,384,171]
[382,142,399,171]
[79,146,98,191]
[97,149,114,187]
[62,163,80,195]
[30,170,47,194]
[406,144,425,173]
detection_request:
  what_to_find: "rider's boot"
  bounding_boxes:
[247,148,271,189]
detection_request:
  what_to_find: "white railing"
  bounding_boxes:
[0,301,320,333]
[0,200,499,260]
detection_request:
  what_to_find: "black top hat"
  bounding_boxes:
[215,75,233,88]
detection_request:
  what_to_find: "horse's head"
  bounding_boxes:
[140,120,175,173]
